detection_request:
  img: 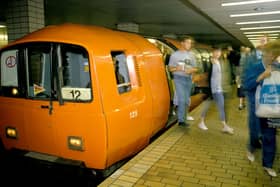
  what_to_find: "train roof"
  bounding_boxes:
[1,23,160,54]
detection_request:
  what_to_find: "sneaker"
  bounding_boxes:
[264,167,277,177]
[222,125,234,135]
[247,151,255,162]
[198,121,208,130]
[187,116,194,121]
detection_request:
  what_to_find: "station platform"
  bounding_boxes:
[99,95,280,187]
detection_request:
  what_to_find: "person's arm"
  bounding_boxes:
[169,65,179,72]
[168,53,179,72]
[243,60,265,90]
[256,65,271,82]
[186,54,198,74]
[185,67,198,74]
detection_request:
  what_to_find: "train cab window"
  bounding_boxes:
[0,49,21,97]
[60,44,92,101]
[111,51,131,94]
[26,46,52,99]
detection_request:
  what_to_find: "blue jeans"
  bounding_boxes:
[173,75,192,123]
[246,91,262,153]
[201,92,226,121]
[260,118,276,168]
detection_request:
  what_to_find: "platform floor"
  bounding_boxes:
[99,95,280,187]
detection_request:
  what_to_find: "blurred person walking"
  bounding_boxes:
[243,37,280,177]
[168,36,198,127]
[227,45,241,84]
[197,46,234,134]
[242,36,268,163]
[236,46,250,110]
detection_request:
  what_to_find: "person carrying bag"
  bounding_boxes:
[254,39,280,177]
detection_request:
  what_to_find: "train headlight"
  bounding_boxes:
[12,88,18,96]
[68,136,84,151]
[6,127,17,139]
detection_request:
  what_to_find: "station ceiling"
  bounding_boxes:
[1,0,280,48]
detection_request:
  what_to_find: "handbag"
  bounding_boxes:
[255,71,280,118]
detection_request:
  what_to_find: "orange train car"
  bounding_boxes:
[0,23,170,177]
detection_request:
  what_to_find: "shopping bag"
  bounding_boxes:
[255,71,280,118]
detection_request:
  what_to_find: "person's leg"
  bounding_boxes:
[212,92,234,134]
[238,87,246,110]
[260,118,277,177]
[184,78,193,121]
[200,98,212,119]
[198,98,212,130]
[212,92,226,122]
[245,93,262,162]
[172,90,178,115]
[260,118,276,168]
[174,76,187,125]
[247,93,262,153]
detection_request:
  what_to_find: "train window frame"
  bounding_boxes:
[0,47,26,98]
[25,44,53,100]
[111,51,131,94]
[59,43,93,102]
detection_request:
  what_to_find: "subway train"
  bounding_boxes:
[0,23,209,178]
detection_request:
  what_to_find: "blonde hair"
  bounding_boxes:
[262,39,280,61]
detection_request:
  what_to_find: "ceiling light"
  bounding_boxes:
[230,11,280,17]
[236,20,280,25]
[0,25,6,28]
[244,30,280,34]
[222,0,280,6]
[246,34,279,37]
[249,38,277,42]
[248,37,278,40]
[240,25,280,30]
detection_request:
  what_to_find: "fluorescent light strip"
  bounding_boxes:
[230,11,280,17]
[244,30,280,34]
[240,25,280,30]
[246,34,279,37]
[248,37,278,40]
[222,0,280,6]
[236,20,280,25]
[250,38,277,41]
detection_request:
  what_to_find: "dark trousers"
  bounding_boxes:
[260,118,276,168]
[246,91,262,152]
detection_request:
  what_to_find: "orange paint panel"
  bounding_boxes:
[52,104,107,169]
[0,98,28,150]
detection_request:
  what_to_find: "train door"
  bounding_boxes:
[24,44,56,154]
[101,50,149,165]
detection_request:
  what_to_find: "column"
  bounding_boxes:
[6,0,45,42]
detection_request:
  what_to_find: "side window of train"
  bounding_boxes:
[26,45,52,99]
[60,44,92,102]
[0,49,22,97]
[111,51,131,94]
